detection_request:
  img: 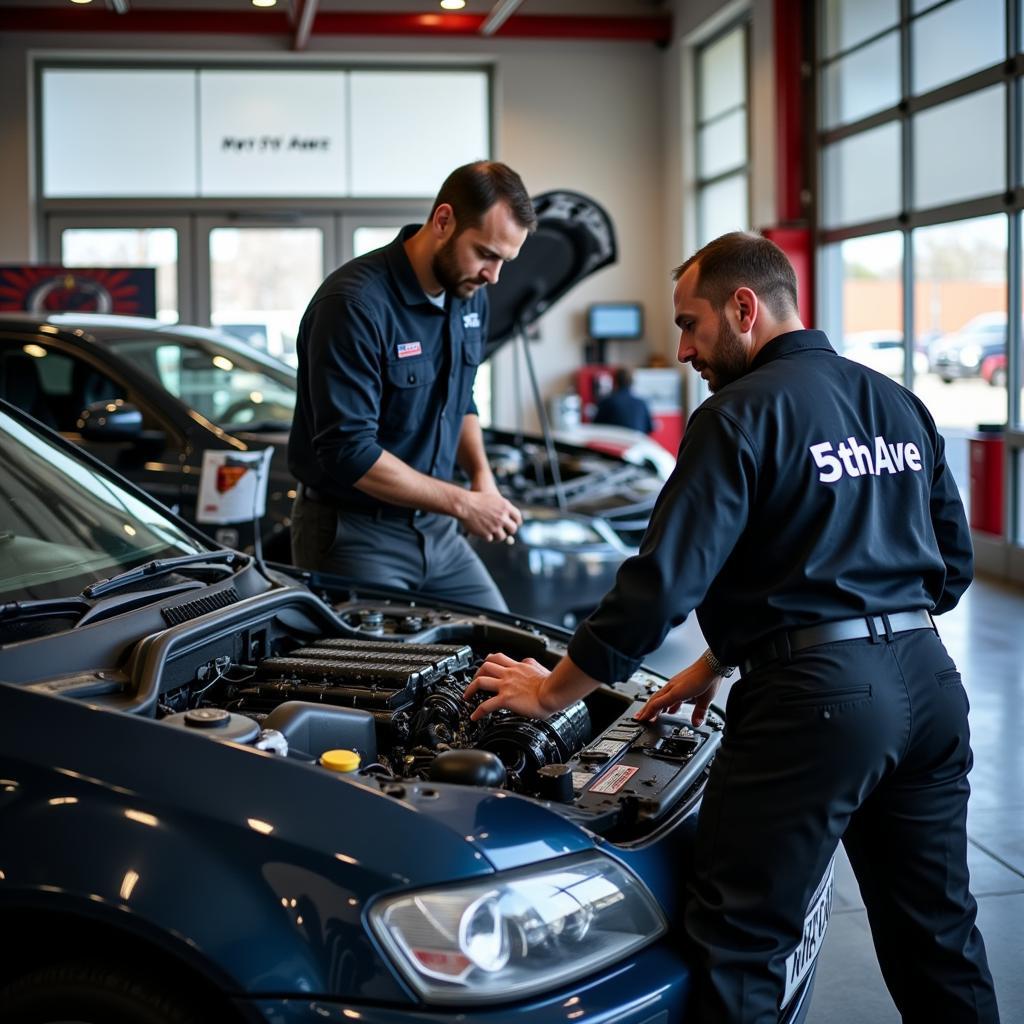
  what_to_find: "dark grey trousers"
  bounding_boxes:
[290,491,508,612]
[685,625,999,1023]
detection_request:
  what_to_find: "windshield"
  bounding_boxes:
[0,409,207,601]
[105,332,296,429]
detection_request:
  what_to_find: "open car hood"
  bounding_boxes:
[486,190,617,358]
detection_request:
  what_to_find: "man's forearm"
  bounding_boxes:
[537,655,603,714]
[354,450,469,517]
[456,414,494,488]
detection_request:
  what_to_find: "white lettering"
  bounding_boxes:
[848,435,874,475]
[874,435,896,474]
[809,434,926,483]
[810,442,842,483]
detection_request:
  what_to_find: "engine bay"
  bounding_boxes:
[22,583,721,843]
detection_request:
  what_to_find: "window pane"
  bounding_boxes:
[821,31,900,128]
[699,27,745,122]
[821,232,909,382]
[698,109,747,179]
[61,228,179,324]
[821,122,901,228]
[823,0,899,58]
[349,72,489,197]
[353,226,404,258]
[209,227,323,367]
[911,0,1005,96]
[912,215,1007,506]
[913,86,1005,210]
[42,69,197,198]
[698,173,748,246]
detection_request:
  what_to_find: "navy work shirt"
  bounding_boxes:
[568,329,973,681]
[288,226,486,512]
[594,388,654,434]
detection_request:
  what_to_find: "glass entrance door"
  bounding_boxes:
[196,216,335,367]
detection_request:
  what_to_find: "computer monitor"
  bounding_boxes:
[588,302,644,341]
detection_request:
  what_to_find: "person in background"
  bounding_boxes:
[288,161,536,611]
[593,366,654,434]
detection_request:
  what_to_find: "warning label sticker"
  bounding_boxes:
[572,771,595,793]
[589,739,627,757]
[589,764,639,795]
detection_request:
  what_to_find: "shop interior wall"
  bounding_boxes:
[0,29,668,434]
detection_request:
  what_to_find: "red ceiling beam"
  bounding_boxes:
[0,9,672,44]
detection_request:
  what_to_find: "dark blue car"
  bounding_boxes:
[0,400,826,1023]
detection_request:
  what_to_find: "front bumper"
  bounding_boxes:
[244,943,690,1022]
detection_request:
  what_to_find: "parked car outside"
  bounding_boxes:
[840,330,929,380]
[980,352,1007,388]
[929,312,1007,382]
[0,398,825,1023]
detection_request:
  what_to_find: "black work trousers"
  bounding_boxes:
[685,625,999,1023]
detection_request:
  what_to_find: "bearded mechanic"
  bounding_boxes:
[465,232,999,1023]
[289,161,536,610]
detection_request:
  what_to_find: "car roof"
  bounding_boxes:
[0,313,296,373]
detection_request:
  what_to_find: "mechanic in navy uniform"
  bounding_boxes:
[593,366,654,434]
[289,162,537,611]
[465,233,999,1022]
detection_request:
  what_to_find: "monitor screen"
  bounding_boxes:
[588,302,643,340]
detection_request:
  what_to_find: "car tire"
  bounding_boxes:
[940,376,954,384]
[0,962,204,1024]
[990,367,1007,388]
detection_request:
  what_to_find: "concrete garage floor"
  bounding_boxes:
[643,574,1024,1024]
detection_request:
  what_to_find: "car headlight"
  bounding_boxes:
[368,852,665,1004]
[518,518,603,547]
[959,344,981,367]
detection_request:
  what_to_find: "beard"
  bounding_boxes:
[432,236,486,298]
[694,314,749,392]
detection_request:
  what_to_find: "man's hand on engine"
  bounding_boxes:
[464,653,553,721]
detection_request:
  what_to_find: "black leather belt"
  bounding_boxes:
[739,609,936,676]
[297,483,423,521]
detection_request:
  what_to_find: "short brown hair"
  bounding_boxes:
[430,161,537,234]
[672,231,798,320]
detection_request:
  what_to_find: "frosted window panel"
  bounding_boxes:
[43,70,197,197]
[821,121,901,228]
[823,0,898,58]
[349,72,489,197]
[353,227,404,258]
[699,28,745,122]
[699,174,748,247]
[822,32,900,128]
[699,109,747,179]
[912,0,1005,95]
[914,87,1004,209]
[199,71,348,197]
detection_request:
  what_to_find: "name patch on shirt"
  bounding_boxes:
[809,435,923,483]
[462,312,481,329]
[397,342,422,359]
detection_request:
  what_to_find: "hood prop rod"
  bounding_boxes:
[516,321,568,512]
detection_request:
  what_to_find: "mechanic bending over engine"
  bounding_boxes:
[289,161,536,611]
[465,232,1000,1023]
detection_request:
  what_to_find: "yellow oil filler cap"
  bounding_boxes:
[320,749,361,774]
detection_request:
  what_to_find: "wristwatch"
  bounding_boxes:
[702,648,736,678]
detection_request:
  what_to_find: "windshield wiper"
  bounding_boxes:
[82,550,247,599]
[0,596,91,624]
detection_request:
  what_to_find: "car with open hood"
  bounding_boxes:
[0,398,826,1023]
[0,192,670,625]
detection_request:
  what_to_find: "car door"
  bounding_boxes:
[0,334,188,513]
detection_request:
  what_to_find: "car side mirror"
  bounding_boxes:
[77,400,144,442]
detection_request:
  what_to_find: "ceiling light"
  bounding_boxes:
[440,0,467,9]
[252,0,277,7]
[69,0,93,5]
